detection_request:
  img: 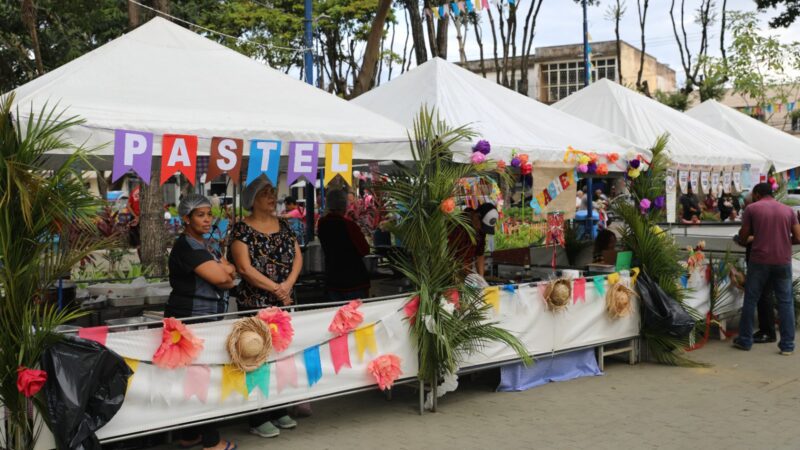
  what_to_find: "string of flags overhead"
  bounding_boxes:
[424,0,518,19]
[742,100,798,116]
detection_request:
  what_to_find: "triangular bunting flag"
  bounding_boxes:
[245,364,270,397]
[304,346,323,387]
[329,334,352,374]
[592,276,606,296]
[221,364,248,401]
[354,324,378,361]
[184,365,211,403]
[276,356,299,393]
[573,278,586,304]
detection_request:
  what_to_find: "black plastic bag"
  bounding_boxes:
[636,273,695,339]
[41,335,132,450]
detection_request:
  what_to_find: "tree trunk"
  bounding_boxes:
[474,15,487,78]
[140,165,167,276]
[127,0,140,28]
[404,0,428,65]
[615,0,622,84]
[520,0,544,96]
[20,0,44,75]
[423,0,439,57]
[720,0,728,76]
[352,0,393,97]
[487,7,501,84]
[436,15,449,60]
[454,17,467,64]
[96,171,108,200]
[636,0,649,92]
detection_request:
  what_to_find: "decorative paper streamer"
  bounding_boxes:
[246,140,281,186]
[78,326,108,346]
[438,5,445,17]
[592,276,606,296]
[482,0,489,9]
[324,143,353,186]
[607,273,620,285]
[287,141,320,186]
[458,1,465,12]
[208,137,243,183]
[483,286,500,313]
[276,356,299,393]
[160,134,198,185]
[451,2,460,16]
[502,284,517,293]
[149,367,178,406]
[124,358,139,392]
[329,334,351,374]
[184,365,211,403]
[245,364,270,397]
[112,129,153,184]
[221,364,248,401]
[465,0,474,12]
[573,278,586,304]
[304,346,323,387]
[354,324,378,361]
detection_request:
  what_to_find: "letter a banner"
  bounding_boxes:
[160,134,198,185]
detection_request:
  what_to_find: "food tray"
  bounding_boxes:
[109,296,145,307]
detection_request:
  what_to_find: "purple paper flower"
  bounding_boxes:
[587,162,598,174]
[653,196,665,210]
[639,198,651,214]
[629,159,641,169]
[473,140,491,155]
[511,157,521,168]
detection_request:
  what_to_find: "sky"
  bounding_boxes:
[418,0,800,87]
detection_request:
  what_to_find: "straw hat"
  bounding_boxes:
[226,316,272,372]
[605,283,636,319]
[544,279,571,312]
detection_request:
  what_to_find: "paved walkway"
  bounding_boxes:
[153,340,800,450]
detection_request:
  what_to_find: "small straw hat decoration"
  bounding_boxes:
[544,278,572,312]
[226,316,272,372]
[605,282,636,319]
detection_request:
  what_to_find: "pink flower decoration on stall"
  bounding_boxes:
[367,354,403,391]
[258,307,294,353]
[329,300,365,335]
[578,164,589,173]
[152,318,204,369]
[639,198,652,214]
[440,197,456,214]
[16,367,47,397]
[470,152,486,164]
[404,296,420,325]
[445,289,460,310]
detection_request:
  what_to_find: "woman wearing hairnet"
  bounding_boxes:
[229,176,302,438]
[166,194,237,450]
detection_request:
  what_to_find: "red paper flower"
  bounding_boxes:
[258,307,294,353]
[588,152,600,163]
[329,300,365,335]
[440,198,456,214]
[152,318,204,369]
[497,160,507,171]
[16,367,47,397]
[404,296,420,325]
[521,162,533,175]
[607,152,620,163]
[519,154,529,164]
[444,289,460,309]
[596,164,609,176]
[367,354,403,390]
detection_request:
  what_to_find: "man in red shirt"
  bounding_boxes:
[734,183,800,355]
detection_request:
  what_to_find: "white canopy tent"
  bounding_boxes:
[352,58,644,164]
[553,79,770,172]
[687,100,800,172]
[9,17,413,167]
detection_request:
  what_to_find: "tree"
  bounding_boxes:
[352,0,394,96]
[605,0,627,85]
[655,90,690,111]
[483,0,546,93]
[402,0,427,65]
[754,0,800,28]
[669,0,727,101]
[635,0,650,95]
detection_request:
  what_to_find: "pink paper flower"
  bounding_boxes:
[639,198,651,214]
[258,307,294,353]
[367,354,403,390]
[329,300,364,335]
[16,367,47,397]
[578,164,589,173]
[404,296,420,325]
[470,152,486,164]
[152,318,204,369]
[444,289,460,309]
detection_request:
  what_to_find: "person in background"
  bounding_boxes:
[576,191,586,211]
[593,229,617,265]
[680,185,701,224]
[719,192,739,222]
[448,203,498,278]
[281,196,306,245]
[229,176,300,439]
[594,189,608,202]
[166,194,236,450]
[318,189,371,301]
[704,189,717,213]
[127,185,141,258]
[733,183,800,355]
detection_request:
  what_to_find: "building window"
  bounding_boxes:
[542,58,616,103]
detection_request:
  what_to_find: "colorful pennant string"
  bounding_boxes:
[573,278,586,304]
[354,324,378,361]
[484,286,501,313]
[221,364,248,401]
[245,364,270,397]
[276,356,299,393]
[304,346,323,387]
[592,276,606,296]
[184,365,211,403]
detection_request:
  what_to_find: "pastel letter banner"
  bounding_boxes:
[689,171,699,192]
[78,326,108,346]
[354,324,378,361]
[113,129,153,184]
[276,356,299,393]
[324,143,353,186]
[483,286,500,313]
[678,170,688,193]
[592,276,606,296]
[329,334,351,374]
[733,171,742,191]
[221,364,248,401]
[711,171,720,194]
[124,358,139,392]
[723,171,732,193]
[573,278,586,304]
[304,346,323,387]
[246,140,281,186]
[160,134,198,185]
[245,364,270,397]
[700,172,710,193]
[529,196,542,214]
[208,137,243,183]
[184,365,211,403]
[287,141,319,186]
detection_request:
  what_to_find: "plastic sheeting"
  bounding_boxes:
[9,17,413,168]
[352,58,645,165]
[497,348,602,391]
[687,100,800,172]
[553,80,770,171]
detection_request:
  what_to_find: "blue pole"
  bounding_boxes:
[582,0,590,87]
[303,0,315,244]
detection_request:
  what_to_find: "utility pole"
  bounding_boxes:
[303,0,316,244]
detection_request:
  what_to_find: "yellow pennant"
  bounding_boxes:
[607,272,620,285]
[324,143,353,186]
[221,364,248,401]
[354,324,377,361]
[484,286,500,313]
[124,358,139,392]
[631,268,640,286]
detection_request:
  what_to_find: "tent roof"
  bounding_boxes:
[553,79,770,171]
[9,17,412,166]
[352,57,644,163]
[686,100,800,172]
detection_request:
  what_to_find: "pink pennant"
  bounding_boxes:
[78,326,108,346]
[458,1,465,12]
[276,356,298,393]
[573,278,586,304]
[183,365,210,403]
[482,0,489,8]
[329,334,352,374]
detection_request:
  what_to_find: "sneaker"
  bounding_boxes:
[780,350,794,356]
[250,421,280,438]
[273,415,297,429]
[732,338,751,351]
[753,332,777,344]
